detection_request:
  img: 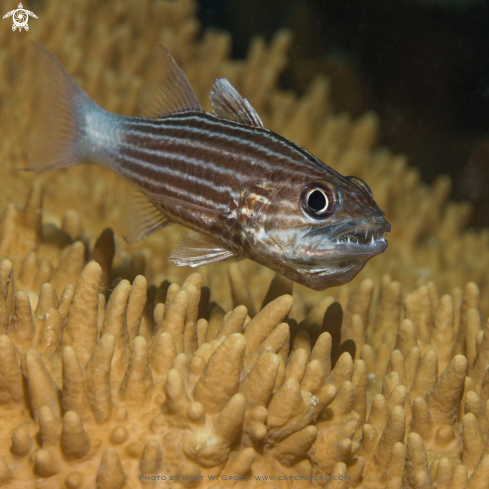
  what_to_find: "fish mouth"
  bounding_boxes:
[333,223,389,247]
[304,217,391,255]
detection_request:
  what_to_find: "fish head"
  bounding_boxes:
[248,170,391,291]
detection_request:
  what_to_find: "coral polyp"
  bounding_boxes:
[0,188,486,488]
[0,0,489,487]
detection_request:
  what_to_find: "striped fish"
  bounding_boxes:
[25,42,390,291]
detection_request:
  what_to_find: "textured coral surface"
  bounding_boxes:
[1,0,489,488]
[1,187,489,489]
[1,0,487,312]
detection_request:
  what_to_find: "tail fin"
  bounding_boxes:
[25,42,96,173]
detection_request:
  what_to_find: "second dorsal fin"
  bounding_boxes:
[210,78,264,128]
[139,44,203,118]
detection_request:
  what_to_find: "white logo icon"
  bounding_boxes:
[3,3,37,31]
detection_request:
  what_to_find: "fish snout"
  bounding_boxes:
[373,215,391,234]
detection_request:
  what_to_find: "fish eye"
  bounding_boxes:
[300,182,335,219]
[347,176,373,198]
[307,190,328,213]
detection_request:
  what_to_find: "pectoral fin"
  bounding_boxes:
[119,182,234,245]
[169,230,240,267]
[120,186,171,243]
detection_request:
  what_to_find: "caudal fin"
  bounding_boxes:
[25,42,96,173]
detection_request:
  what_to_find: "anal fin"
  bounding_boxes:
[169,230,239,267]
[120,186,171,243]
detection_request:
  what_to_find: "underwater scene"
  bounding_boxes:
[1,0,489,487]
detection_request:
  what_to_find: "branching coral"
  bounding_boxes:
[0,0,488,314]
[0,188,486,489]
[1,0,489,487]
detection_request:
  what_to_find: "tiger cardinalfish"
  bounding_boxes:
[25,42,390,291]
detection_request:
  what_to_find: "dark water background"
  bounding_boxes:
[198,0,489,227]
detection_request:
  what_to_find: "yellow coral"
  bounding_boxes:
[1,0,489,487]
[0,0,487,313]
[0,189,486,488]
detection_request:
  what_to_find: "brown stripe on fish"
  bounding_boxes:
[118,112,321,176]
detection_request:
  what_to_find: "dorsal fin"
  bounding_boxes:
[210,78,264,128]
[139,44,202,118]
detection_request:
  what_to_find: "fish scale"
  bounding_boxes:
[25,41,390,290]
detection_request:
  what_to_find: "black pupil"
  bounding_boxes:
[308,190,326,212]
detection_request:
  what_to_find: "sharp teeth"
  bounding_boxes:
[334,231,387,246]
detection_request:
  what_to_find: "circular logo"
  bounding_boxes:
[3,3,37,32]
[12,7,28,30]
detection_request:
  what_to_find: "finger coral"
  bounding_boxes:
[0,189,486,489]
[0,0,488,314]
[1,0,489,488]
